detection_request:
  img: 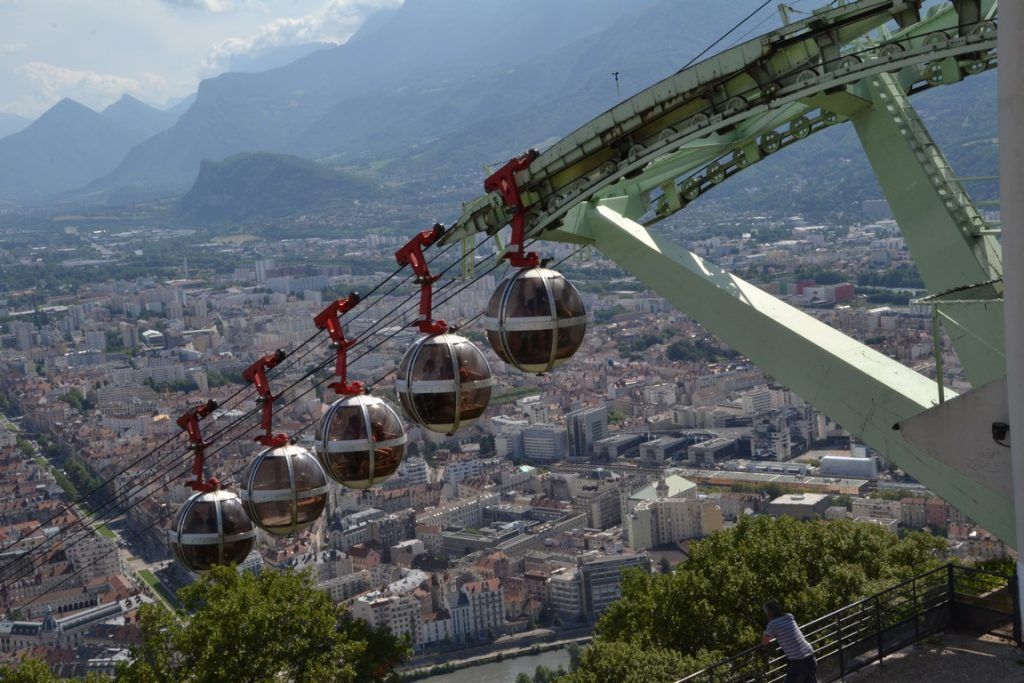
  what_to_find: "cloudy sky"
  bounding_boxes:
[0,0,400,119]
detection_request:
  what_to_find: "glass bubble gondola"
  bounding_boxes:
[240,444,330,536]
[484,267,587,374]
[315,394,408,489]
[395,333,494,434]
[168,489,256,572]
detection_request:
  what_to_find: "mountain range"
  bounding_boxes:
[0,0,999,226]
[95,0,704,199]
[0,95,188,201]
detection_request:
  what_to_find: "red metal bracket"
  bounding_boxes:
[484,150,540,269]
[313,293,365,395]
[176,399,219,492]
[395,224,448,335]
[243,349,289,448]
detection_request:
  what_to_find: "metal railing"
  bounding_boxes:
[678,564,1018,683]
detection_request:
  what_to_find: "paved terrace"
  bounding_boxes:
[849,633,1024,682]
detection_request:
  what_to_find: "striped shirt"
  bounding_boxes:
[765,614,814,661]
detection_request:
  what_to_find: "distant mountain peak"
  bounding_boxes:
[103,93,160,115]
[33,98,102,128]
[105,93,146,109]
[47,98,94,115]
[0,98,133,200]
[100,94,180,146]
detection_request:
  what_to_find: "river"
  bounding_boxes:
[420,648,571,683]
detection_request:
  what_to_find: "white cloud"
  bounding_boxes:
[203,0,399,73]
[16,62,172,112]
[160,0,235,12]
[2,43,27,55]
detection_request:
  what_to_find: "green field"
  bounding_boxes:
[212,233,261,245]
[94,523,115,539]
[137,569,183,610]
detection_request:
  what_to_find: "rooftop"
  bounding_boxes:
[630,474,695,502]
[769,493,829,506]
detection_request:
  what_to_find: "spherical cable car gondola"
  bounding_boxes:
[481,153,587,374]
[395,332,493,435]
[484,266,586,374]
[393,224,494,435]
[312,292,409,489]
[315,394,407,488]
[240,443,330,535]
[239,351,331,534]
[169,488,256,573]
[169,400,256,572]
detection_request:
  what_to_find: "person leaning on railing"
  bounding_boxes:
[761,600,817,683]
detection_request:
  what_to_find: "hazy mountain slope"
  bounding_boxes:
[344,6,400,46]
[690,69,999,217]
[101,94,180,141]
[289,0,723,161]
[164,93,197,117]
[397,37,997,219]
[227,42,335,73]
[0,99,142,200]
[175,152,382,225]
[376,0,731,174]
[0,113,30,141]
[95,0,658,196]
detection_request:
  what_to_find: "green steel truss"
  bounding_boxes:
[441,2,1010,542]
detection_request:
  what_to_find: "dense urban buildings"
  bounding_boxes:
[0,214,1001,669]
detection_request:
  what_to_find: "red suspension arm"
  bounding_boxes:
[242,349,289,448]
[313,292,364,395]
[176,399,219,492]
[484,150,540,268]
[395,224,448,335]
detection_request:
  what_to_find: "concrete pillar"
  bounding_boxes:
[999,0,1024,623]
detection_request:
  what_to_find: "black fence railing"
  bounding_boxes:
[677,564,1018,683]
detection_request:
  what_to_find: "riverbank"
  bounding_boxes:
[403,637,588,681]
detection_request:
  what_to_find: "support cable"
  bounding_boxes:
[682,0,774,69]
[1,241,461,588]
[15,252,524,608]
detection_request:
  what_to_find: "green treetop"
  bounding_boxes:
[563,516,945,682]
[117,565,410,683]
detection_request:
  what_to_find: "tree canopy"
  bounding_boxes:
[117,566,410,683]
[558,641,716,683]
[0,658,106,683]
[564,516,945,682]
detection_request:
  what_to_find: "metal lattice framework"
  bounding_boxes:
[442,1,1013,542]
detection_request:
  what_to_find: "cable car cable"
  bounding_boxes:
[0,327,333,577]
[0,248,457,580]
[8,237,487,589]
[2,240,467,586]
[16,294,485,598]
[685,0,774,70]
[10,249,486,591]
